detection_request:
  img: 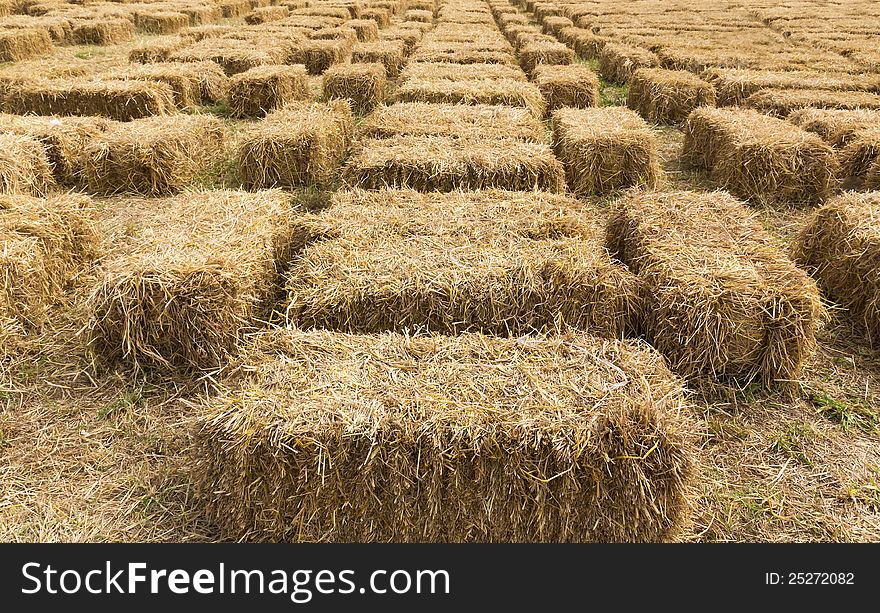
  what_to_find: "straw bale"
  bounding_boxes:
[838,128,880,181]
[703,68,880,107]
[552,107,660,196]
[0,28,52,63]
[218,0,251,18]
[245,5,289,24]
[793,191,880,343]
[409,42,516,65]
[288,39,353,75]
[787,108,880,147]
[608,189,822,384]
[286,188,640,336]
[350,40,404,77]
[133,11,189,34]
[400,61,526,82]
[181,24,235,42]
[0,15,72,44]
[868,159,880,189]
[598,43,658,84]
[497,12,528,27]
[682,107,839,205]
[359,102,545,141]
[542,15,573,36]
[82,115,225,196]
[237,100,353,189]
[346,18,379,41]
[0,113,112,185]
[343,136,565,192]
[502,23,540,46]
[395,78,545,118]
[229,64,309,118]
[745,88,880,118]
[177,4,222,26]
[190,327,692,542]
[627,68,715,124]
[557,26,606,59]
[107,62,226,109]
[519,38,573,74]
[406,0,434,12]
[0,133,54,197]
[310,26,358,46]
[378,25,422,54]
[360,7,390,26]
[71,18,133,45]
[323,62,386,114]
[85,190,298,372]
[128,38,187,63]
[170,39,280,76]
[534,63,599,114]
[404,8,432,22]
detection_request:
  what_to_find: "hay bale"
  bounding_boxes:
[404,8,432,22]
[291,6,350,20]
[1,78,176,121]
[787,108,880,147]
[178,4,222,26]
[518,38,574,74]
[793,191,880,343]
[286,188,640,336]
[106,62,224,109]
[343,136,565,192]
[838,127,880,182]
[85,190,298,372]
[626,68,716,124]
[1,193,100,351]
[410,43,516,65]
[0,133,54,196]
[542,15,573,36]
[352,40,405,77]
[190,327,693,542]
[237,100,353,189]
[395,78,546,118]
[218,0,251,18]
[83,115,225,196]
[378,25,422,55]
[0,114,112,185]
[703,68,880,107]
[346,18,379,41]
[288,39,353,75]
[229,64,309,118]
[133,11,189,34]
[359,102,545,141]
[170,39,283,76]
[552,107,661,196]
[533,63,599,114]
[0,15,72,44]
[0,28,52,62]
[310,26,358,46]
[497,12,528,27]
[244,5,289,24]
[682,107,839,205]
[360,7,390,26]
[128,38,187,63]
[598,43,658,84]
[400,61,526,82]
[71,18,133,45]
[608,189,822,384]
[323,62,386,114]
[181,24,236,42]
[745,88,880,117]
[557,26,606,60]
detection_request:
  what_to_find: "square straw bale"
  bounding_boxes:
[497,12,528,27]
[598,43,658,84]
[229,64,309,117]
[128,38,187,63]
[626,68,716,124]
[542,15,573,36]
[360,7,391,26]
[518,39,574,74]
[190,327,693,542]
[0,113,113,185]
[285,188,641,336]
[787,108,880,147]
[681,107,839,205]
[552,107,661,196]
[245,5,290,24]
[85,189,299,372]
[71,18,134,45]
[181,24,236,42]
[218,0,251,18]
[793,191,880,343]
[323,62,386,114]
[534,63,599,114]
[82,115,225,195]
[0,133,55,196]
[0,27,53,62]
[745,88,880,118]
[288,38,353,75]
[358,102,545,141]
[291,6,350,20]
[404,8,433,22]
[378,25,422,55]
[346,18,379,41]
[106,62,223,109]
[409,43,516,66]
[557,27,607,60]
[343,136,565,192]
[237,100,353,189]
[178,5,222,26]
[838,127,880,181]
[607,189,823,384]
[170,39,281,76]
[133,11,189,34]
[703,68,880,107]
[310,26,358,46]
[352,40,405,77]
[400,61,526,82]
[395,78,546,118]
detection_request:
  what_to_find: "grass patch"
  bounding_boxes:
[97,385,147,420]
[600,80,627,106]
[199,100,232,118]
[769,422,816,466]
[845,466,880,510]
[812,391,880,436]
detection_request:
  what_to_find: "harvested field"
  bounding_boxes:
[343,135,565,192]
[533,64,599,113]
[745,88,880,117]
[237,100,353,189]
[323,63,387,114]
[608,189,822,384]
[85,189,298,372]
[190,328,692,542]
[682,107,839,205]
[395,78,546,117]
[82,115,225,195]
[552,107,661,195]
[627,68,716,124]
[229,64,309,117]
[0,133,55,196]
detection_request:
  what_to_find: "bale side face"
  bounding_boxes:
[626,68,716,124]
[787,108,880,147]
[288,39,353,75]
[394,78,546,118]
[792,191,880,342]
[352,40,406,77]
[598,43,658,84]
[71,19,134,45]
[190,329,693,542]
[323,63,387,114]
[229,64,310,118]
[608,189,823,384]
[0,27,53,62]
[533,64,600,113]
[518,39,574,74]
[0,133,55,196]
[745,88,880,117]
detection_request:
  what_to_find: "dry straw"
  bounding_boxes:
[133,11,189,34]
[244,5,289,24]
[552,107,661,196]
[793,191,880,343]
[358,102,546,141]
[346,18,379,41]
[627,68,715,124]
[395,78,546,118]
[128,39,187,63]
[542,15,574,36]
[170,38,281,76]
[839,128,880,181]
[557,26,606,59]
[286,189,640,336]
[310,26,358,46]
[608,189,823,385]
[71,19,133,45]
[787,108,880,147]
[598,43,658,83]
[682,107,839,205]
[229,64,309,118]
[405,8,433,22]
[83,115,225,195]
[410,44,516,65]
[745,88,880,117]
[0,133,55,196]
[400,61,527,81]
[288,38,353,74]
[323,63,386,115]
[519,39,574,74]
[360,7,391,26]
[352,40,406,77]
[378,26,423,55]
[189,328,693,542]
[85,189,299,372]
[343,135,565,192]
[0,27,53,62]
[703,68,880,106]
[237,100,353,189]
[107,62,229,109]
[533,64,599,114]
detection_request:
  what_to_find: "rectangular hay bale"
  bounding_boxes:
[229,64,309,117]
[626,68,716,124]
[518,39,574,74]
[0,27,52,62]
[703,68,880,107]
[352,40,405,77]
[322,62,386,114]
[787,108,880,147]
[598,43,658,84]
[395,78,546,117]
[533,63,599,114]
[288,38,353,75]
[0,133,54,196]
[71,18,134,45]
[745,88,880,118]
